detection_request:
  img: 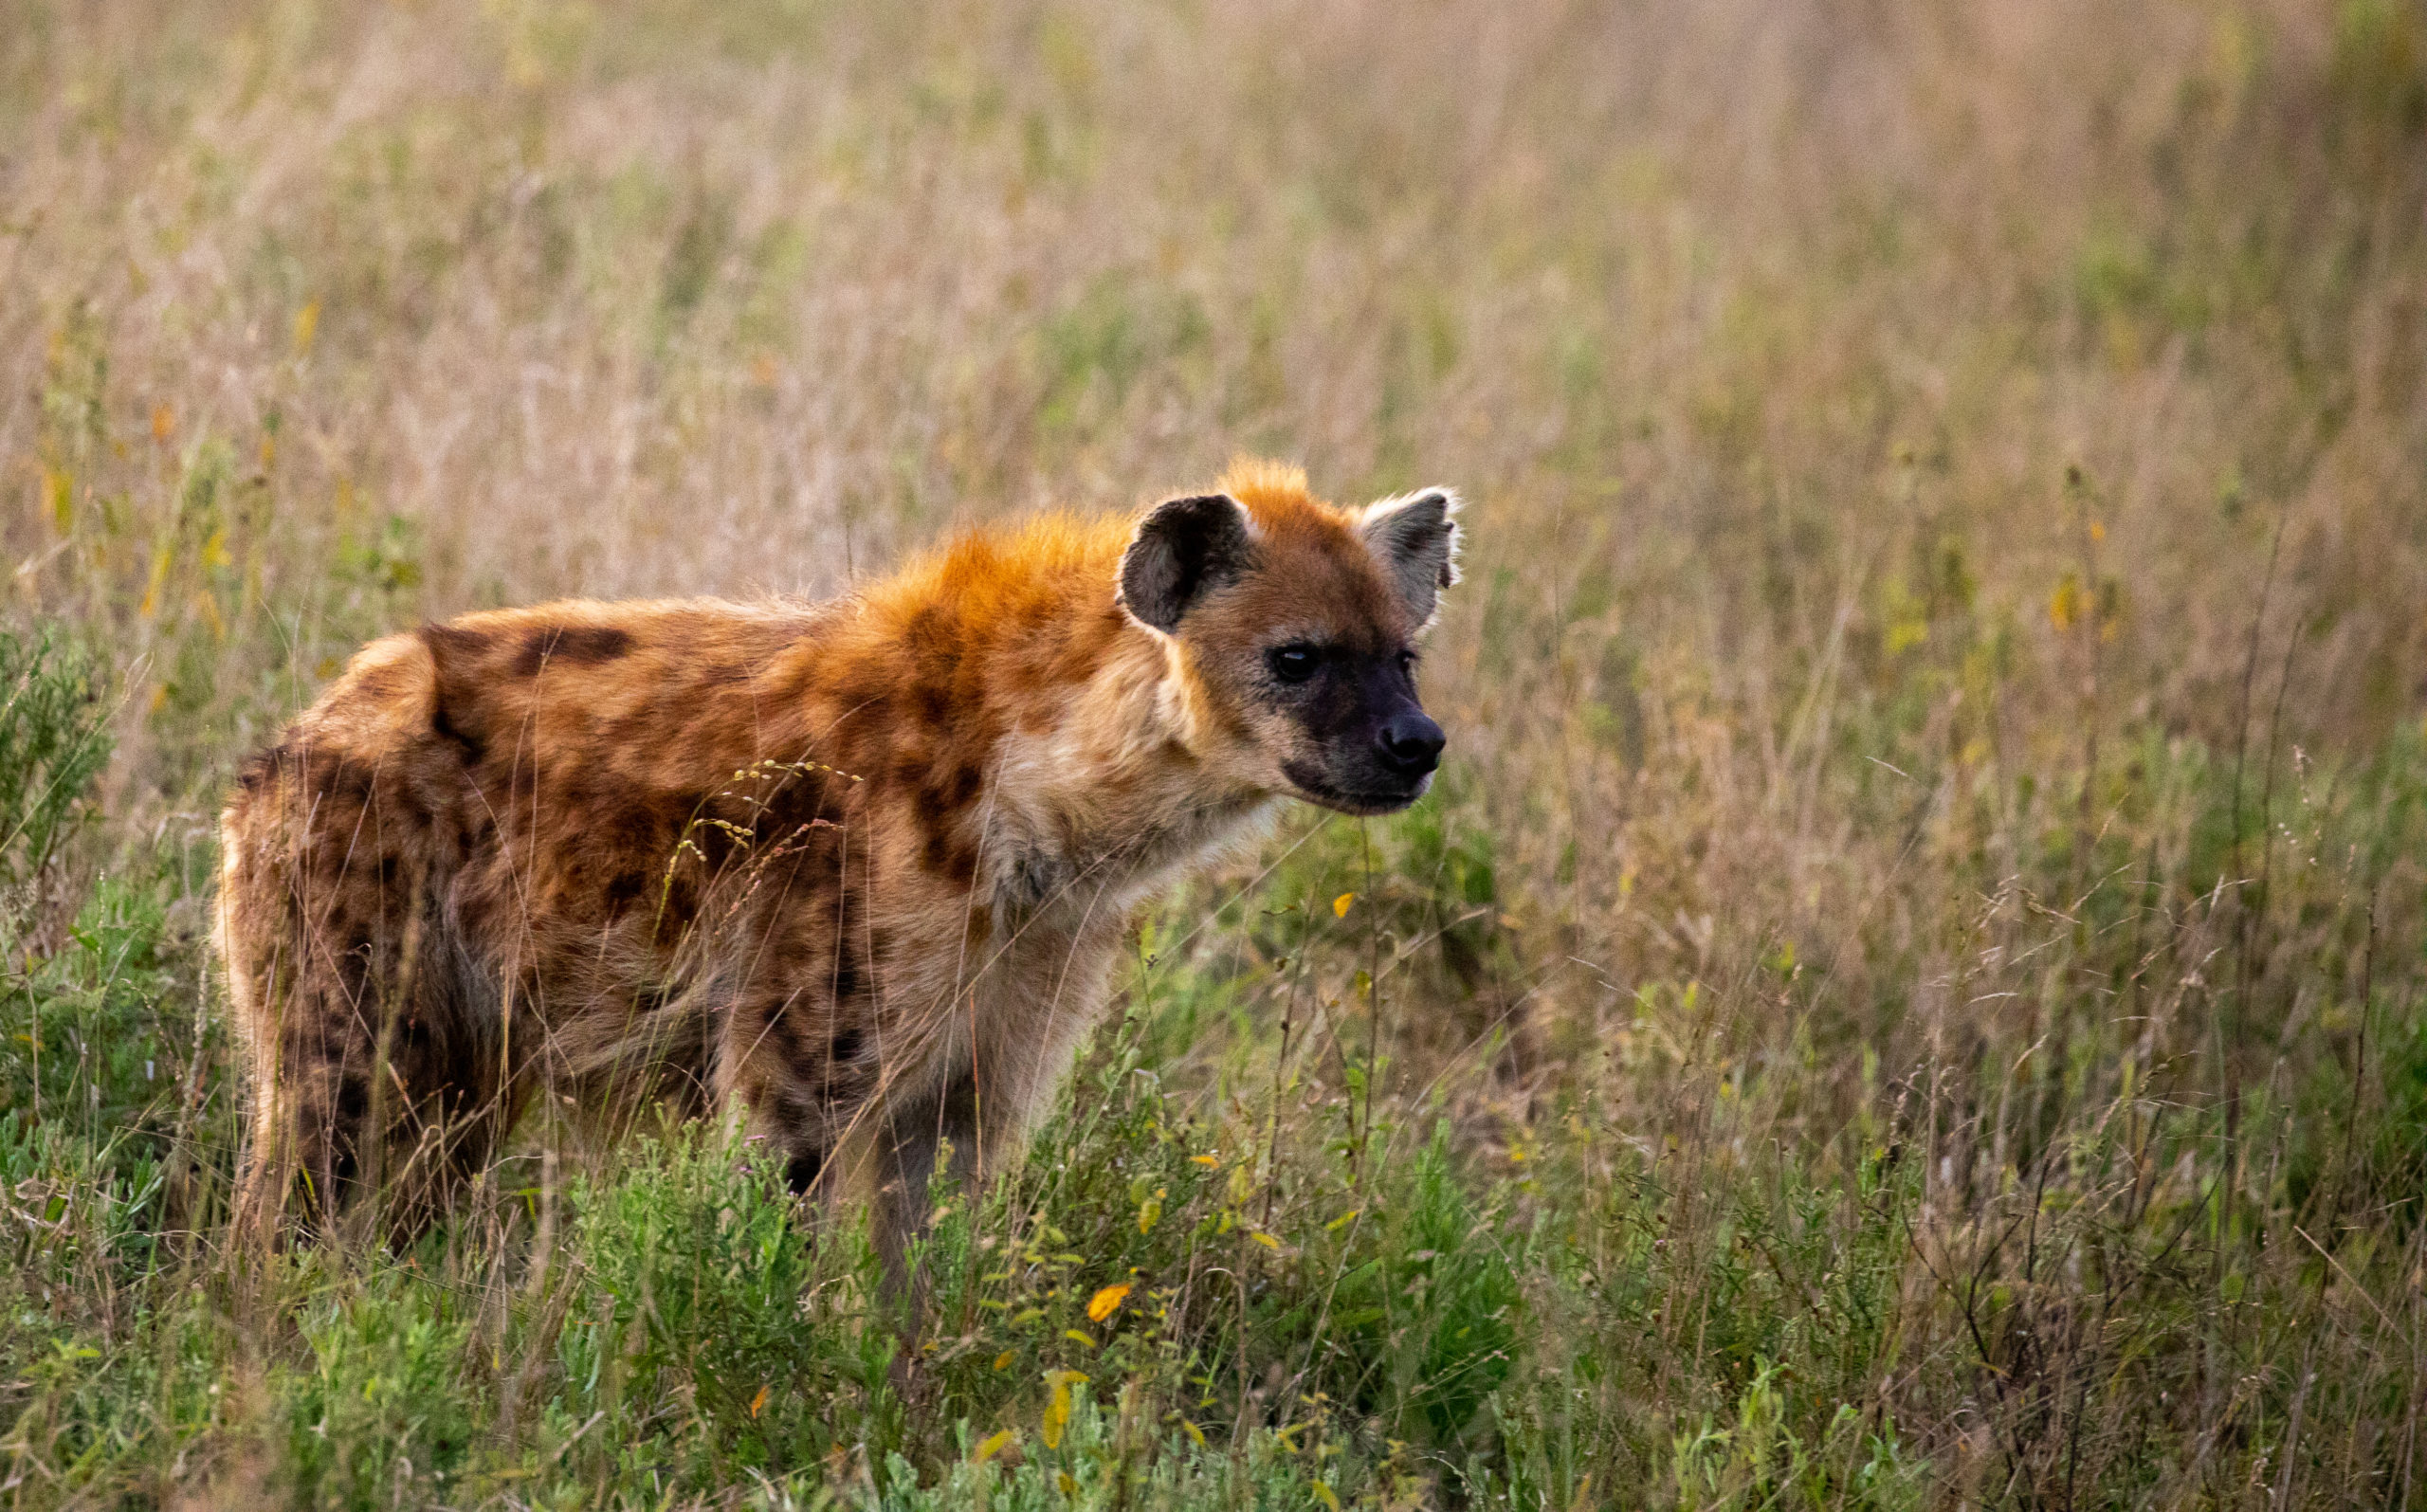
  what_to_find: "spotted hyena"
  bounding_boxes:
[217,460,1461,1260]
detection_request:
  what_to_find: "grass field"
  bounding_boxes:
[5,0,2427,1505]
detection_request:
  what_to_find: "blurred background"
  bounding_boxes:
[3,1,2426,1505]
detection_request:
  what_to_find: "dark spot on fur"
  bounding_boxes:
[886,749,932,792]
[512,624,634,677]
[328,760,375,807]
[914,769,966,819]
[830,1027,862,1064]
[831,941,860,1002]
[429,699,484,765]
[757,772,852,843]
[921,830,978,884]
[560,625,635,662]
[912,683,950,728]
[629,791,696,850]
[785,1148,828,1194]
[838,689,892,744]
[905,606,960,679]
[603,869,647,916]
[829,654,896,717]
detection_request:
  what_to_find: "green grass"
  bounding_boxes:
[3,684,2424,1505]
[5,0,2427,1504]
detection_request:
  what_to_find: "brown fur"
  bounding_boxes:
[216,460,1461,1257]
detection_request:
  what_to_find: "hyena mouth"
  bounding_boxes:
[1282,761,1433,815]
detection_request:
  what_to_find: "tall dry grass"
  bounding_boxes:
[4,0,2427,1505]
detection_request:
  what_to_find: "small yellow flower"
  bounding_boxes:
[1041,1370,1089,1448]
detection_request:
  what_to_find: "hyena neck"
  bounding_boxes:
[986,624,1276,918]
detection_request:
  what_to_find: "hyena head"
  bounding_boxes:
[1118,462,1462,816]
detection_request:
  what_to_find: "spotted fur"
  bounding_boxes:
[217,460,1462,1257]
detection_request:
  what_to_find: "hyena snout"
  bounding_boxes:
[1313,682,1446,811]
[1374,707,1445,780]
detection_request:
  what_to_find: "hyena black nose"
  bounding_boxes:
[1377,710,1445,776]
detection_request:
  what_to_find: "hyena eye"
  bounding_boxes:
[1268,643,1322,684]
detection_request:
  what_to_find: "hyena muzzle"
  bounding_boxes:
[216,461,1461,1265]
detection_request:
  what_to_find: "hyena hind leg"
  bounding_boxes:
[232,937,523,1248]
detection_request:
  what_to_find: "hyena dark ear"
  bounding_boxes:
[1118,493,1257,634]
[1359,488,1462,628]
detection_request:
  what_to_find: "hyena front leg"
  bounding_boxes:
[857,1070,982,1299]
[843,1027,1077,1311]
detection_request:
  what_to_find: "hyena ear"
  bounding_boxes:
[1118,493,1257,634]
[1359,487,1462,628]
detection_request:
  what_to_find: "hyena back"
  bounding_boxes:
[218,461,1461,1255]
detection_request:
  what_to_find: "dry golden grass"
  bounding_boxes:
[4,0,2427,1505]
